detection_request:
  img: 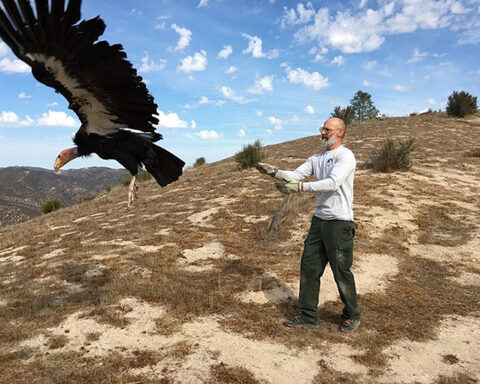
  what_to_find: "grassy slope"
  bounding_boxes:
[0,112,479,383]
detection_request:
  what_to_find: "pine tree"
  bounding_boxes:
[350,90,379,122]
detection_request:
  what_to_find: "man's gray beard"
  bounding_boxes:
[321,133,339,149]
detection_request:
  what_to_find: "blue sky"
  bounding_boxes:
[1,0,479,169]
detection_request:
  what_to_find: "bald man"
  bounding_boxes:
[256,117,360,332]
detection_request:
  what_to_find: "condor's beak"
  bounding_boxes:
[54,147,79,172]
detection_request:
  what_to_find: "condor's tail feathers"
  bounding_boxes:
[143,144,185,187]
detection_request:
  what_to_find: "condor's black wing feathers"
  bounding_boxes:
[0,0,158,136]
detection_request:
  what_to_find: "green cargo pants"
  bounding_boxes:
[298,216,360,324]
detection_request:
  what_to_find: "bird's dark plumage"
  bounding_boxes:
[0,0,184,187]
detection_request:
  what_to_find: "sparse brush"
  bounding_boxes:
[446,91,478,117]
[365,137,415,172]
[41,198,63,214]
[193,157,206,167]
[79,195,96,203]
[235,140,266,169]
[331,105,355,125]
[121,170,152,186]
[465,148,480,158]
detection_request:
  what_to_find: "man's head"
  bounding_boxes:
[319,117,346,150]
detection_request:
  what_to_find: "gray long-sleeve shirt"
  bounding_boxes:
[275,145,356,221]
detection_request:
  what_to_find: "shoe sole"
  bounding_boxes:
[285,322,319,328]
[340,320,360,332]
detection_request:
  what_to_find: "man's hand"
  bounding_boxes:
[276,182,300,194]
[256,162,278,177]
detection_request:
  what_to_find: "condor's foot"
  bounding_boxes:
[127,175,138,209]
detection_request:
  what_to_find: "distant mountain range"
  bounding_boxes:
[0,166,128,228]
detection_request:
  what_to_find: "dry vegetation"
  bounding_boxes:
[0,112,479,383]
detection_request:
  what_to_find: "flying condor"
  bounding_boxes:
[0,0,185,207]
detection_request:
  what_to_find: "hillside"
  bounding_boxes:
[0,166,127,228]
[0,112,479,383]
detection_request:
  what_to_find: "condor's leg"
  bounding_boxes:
[127,175,138,208]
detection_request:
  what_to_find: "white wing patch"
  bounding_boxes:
[26,53,126,135]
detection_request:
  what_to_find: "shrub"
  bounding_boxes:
[331,106,355,125]
[193,157,206,167]
[41,198,63,214]
[121,170,152,186]
[366,138,415,172]
[79,195,96,203]
[446,91,477,117]
[235,140,266,169]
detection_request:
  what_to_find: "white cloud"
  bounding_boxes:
[199,96,210,105]
[291,1,476,54]
[330,55,345,66]
[304,105,315,114]
[363,80,371,86]
[242,33,279,59]
[47,102,58,107]
[191,120,197,129]
[265,129,273,135]
[394,84,410,92]
[287,67,329,90]
[139,55,166,72]
[408,48,429,63]
[20,116,35,126]
[0,111,19,123]
[256,110,263,117]
[0,42,9,56]
[37,111,77,127]
[238,129,246,137]
[221,86,249,104]
[18,92,31,99]
[217,45,233,59]
[198,96,225,107]
[427,98,436,105]
[359,0,368,8]
[362,60,377,70]
[155,15,170,29]
[225,66,238,74]
[172,24,192,51]
[280,2,316,28]
[177,50,208,73]
[195,130,220,139]
[0,58,30,73]
[155,110,188,128]
[247,75,274,94]
[198,0,208,8]
[155,21,166,30]
[269,116,283,130]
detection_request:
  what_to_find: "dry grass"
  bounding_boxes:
[209,363,260,384]
[1,112,479,383]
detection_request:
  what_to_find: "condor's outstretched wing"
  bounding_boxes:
[0,0,159,136]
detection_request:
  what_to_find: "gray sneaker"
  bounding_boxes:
[340,318,360,332]
[285,316,319,328]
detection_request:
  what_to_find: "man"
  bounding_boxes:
[256,117,360,332]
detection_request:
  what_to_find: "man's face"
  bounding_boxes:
[319,125,341,148]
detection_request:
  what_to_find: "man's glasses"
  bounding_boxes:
[319,126,338,133]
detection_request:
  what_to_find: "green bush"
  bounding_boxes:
[121,170,152,186]
[331,106,355,125]
[193,157,206,167]
[366,138,415,172]
[446,91,477,117]
[41,198,63,214]
[235,140,266,169]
